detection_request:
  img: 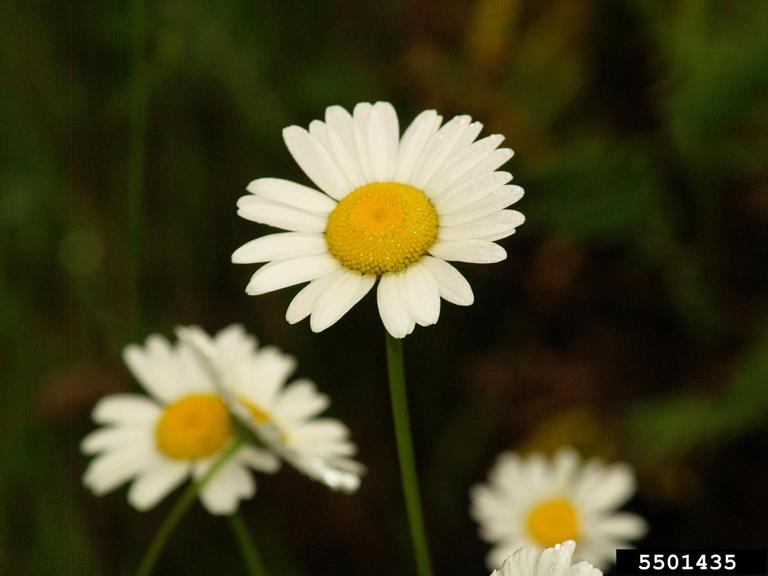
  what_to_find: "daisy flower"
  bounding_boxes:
[491,541,602,576]
[232,101,524,338]
[471,448,647,570]
[81,331,280,515]
[176,324,364,493]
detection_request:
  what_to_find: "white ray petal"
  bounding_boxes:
[246,177,337,214]
[395,110,442,182]
[429,239,507,263]
[232,233,327,264]
[283,125,350,200]
[368,101,399,182]
[439,186,523,227]
[439,210,524,241]
[128,460,190,511]
[399,262,441,326]
[352,102,375,182]
[325,105,368,190]
[410,115,472,188]
[420,256,474,306]
[285,269,346,324]
[376,273,415,338]
[237,196,327,233]
[245,255,340,296]
[310,270,375,332]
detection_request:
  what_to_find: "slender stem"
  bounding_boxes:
[134,440,243,576]
[384,333,433,576]
[228,512,269,576]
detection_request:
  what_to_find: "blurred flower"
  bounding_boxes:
[177,324,364,493]
[490,541,602,576]
[471,447,647,569]
[233,101,524,338]
[81,332,280,514]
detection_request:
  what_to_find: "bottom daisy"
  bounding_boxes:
[82,332,280,514]
[491,541,602,576]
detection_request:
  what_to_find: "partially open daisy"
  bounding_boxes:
[471,448,647,570]
[177,324,364,493]
[233,101,524,338]
[491,541,602,576]
[81,332,280,515]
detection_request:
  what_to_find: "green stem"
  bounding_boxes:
[134,440,243,576]
[228,512,269,576]
[385,333,433,576]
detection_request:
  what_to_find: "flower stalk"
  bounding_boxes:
[385,333,433,576]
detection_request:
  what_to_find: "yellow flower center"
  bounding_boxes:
[155,394,232,460]
[326,182,439,275]
[526,498,580,547]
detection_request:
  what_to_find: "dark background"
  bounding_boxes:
[2,1,767,574]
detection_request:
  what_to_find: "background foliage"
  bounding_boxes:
[2,0,767,574]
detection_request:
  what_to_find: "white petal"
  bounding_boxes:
[92,393,161,425]
[81,427,150,455]
[310,270,375,332]
[399,263,441,327]
[246,178,337,214]
[439,209,525,242]
[395,110,442,182]
[537,541,576,576]
[433,170,513,211]
[123,337,188,403]
[82,445,156,495]
[271,378,328,422]
[245,255,340,295]
[439,186,523,226]
[377,274,415,338]
[283,125,350,200]
[232,233,328,264]
[368,101,399,181]
[325,105,368,190]
[420,256,474,306]
[237,445,281,473]
[410,115,472,188]
[595,513,648,540]
[352,102,375,182]
[285,269,346,324]
[237,196,327,233]
[580,463,637,511]
[429,239,507,263]
[198,459,253,515]
[429,133,504,194]
[422,121,484,190]
[128,461,190,511]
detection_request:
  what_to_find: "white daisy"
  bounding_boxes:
[232,101,525,338]
[81,332,280,515]
[471,448,647,570]
[176,324,364,493]
[491,541,602,576]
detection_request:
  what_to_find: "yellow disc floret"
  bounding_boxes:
[155,394,232,460]
[326,182,439,275]
[526,498,580,547]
